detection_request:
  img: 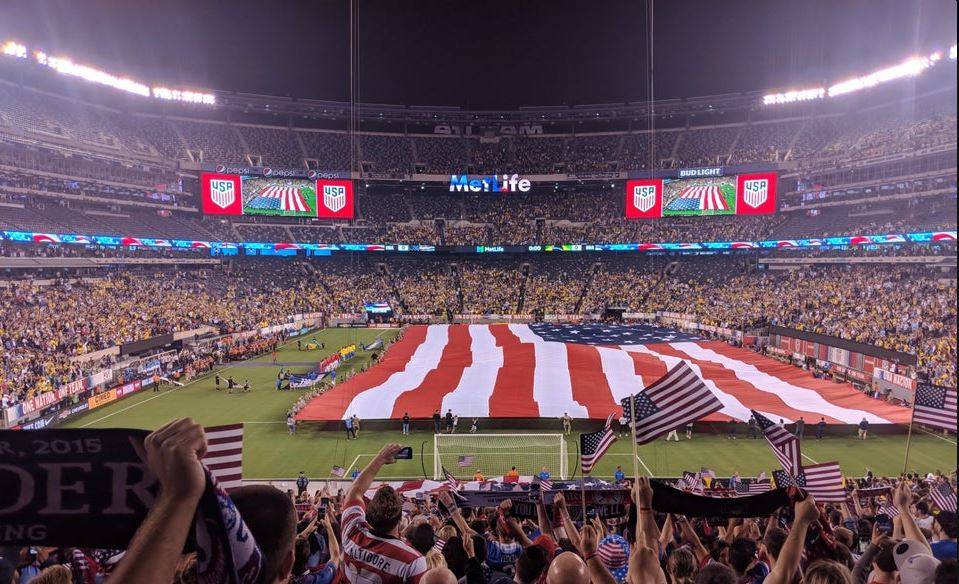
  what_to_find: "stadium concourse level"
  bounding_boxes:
[1,253,956,413]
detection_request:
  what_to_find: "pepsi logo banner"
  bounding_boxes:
[316,179,355,219]
[201,173,242,215]
[625,179,664,219]
[736,172,778,215]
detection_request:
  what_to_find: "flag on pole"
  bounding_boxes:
[331,465,346,478]
[202,424,244,491]
[443,467,459,490]
[621,362,723,445]
[800,462,844,503]
[752,410,802,477]
[457,455,475,468]
[581,413,618,473]
[912,384,957,432]
[930,482,957,513]
[538,477,554,492]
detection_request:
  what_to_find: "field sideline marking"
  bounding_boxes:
[635,454,654,477]
[77,332,336,428]
[344,455,362,477]
[915,426,957,445]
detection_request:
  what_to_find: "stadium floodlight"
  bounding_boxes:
[827,54,934,97]
[35,52,151,97]
[1,41,27,59]
[762,87,825,106]
[152,87,216,105]
[951,45,957,60]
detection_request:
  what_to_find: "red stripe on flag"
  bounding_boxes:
[488,325,538,417]
[704,342,912,423]
[392,324,472,418]
[296,326,429,421]
[566,343,618,418]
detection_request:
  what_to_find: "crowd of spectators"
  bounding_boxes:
[6,431,955,584]
[0,263,333,409]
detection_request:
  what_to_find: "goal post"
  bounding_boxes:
[433,433,568,480]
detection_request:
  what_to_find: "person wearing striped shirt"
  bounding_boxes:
[340,443,428,584]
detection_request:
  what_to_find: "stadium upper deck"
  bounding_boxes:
[0,51,955,247]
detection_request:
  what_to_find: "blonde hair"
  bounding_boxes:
[804,560,853,584]
[426,550,448,570]
[437,525,457,541]
[29,565,72,584]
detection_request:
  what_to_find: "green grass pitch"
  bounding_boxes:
[60,328,957,480]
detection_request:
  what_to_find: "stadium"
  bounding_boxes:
[0,1,956,582]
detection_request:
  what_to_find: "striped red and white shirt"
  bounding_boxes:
[340,498,428,584]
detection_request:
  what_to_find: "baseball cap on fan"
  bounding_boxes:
[892,539,940,584]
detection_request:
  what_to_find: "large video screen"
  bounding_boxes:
[625,171,777,219]
[201,172,354,219]
[241,177,318,218]
[662,176,737,216]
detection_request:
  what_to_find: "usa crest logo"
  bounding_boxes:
[633,185,657,213]
[742,179,768,209]
[209,179,236,209]
[323,185,347,212]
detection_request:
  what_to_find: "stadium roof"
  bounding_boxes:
[0,0,955,109]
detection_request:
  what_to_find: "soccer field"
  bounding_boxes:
[60,328,957,480]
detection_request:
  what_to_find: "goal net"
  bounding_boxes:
[433,433,568,480]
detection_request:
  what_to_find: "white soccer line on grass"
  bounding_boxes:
[635,454,654,477]
[801,453,820,465]
[915,426,958,445]
[343,454,362,478]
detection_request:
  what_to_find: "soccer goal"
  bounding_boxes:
[433,433,568,480]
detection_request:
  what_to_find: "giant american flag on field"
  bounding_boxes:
[295,324,912,423]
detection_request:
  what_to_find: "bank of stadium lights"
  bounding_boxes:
[1,40,216,105]
[763,45,956,106]
[1,41,27,59]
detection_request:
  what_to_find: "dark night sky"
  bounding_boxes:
[0,0,955,108]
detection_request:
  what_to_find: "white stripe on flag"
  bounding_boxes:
[597,345,648,403]
[203,424,243,491]
[671,342,893,423]
[344,324,450,418]
[511,324,589,418]
[441,325,503,417]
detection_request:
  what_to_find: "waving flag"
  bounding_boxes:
[581,414,618,473]
[203,424,244,491]
[443,467,459,490]
[774,462,845,502]
[457,455,475,468]
[930,482,957,513]
[296,324,912,424]
[622,362,723,444]
[681,471,704,494]
[912,384,957,432]
[735,481,771,495]
[752,410,802,477]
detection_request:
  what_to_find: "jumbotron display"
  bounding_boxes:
[201,172,355,219]
[625,171,778,218]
